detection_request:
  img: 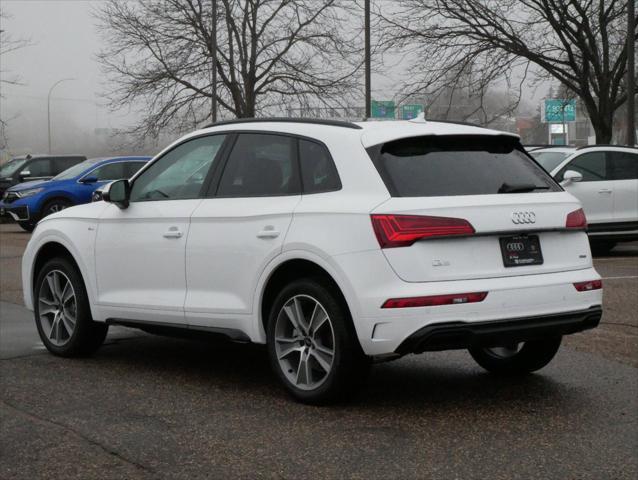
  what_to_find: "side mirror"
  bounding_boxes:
[102,179,130,209]
[19,170,31,179]
[562,170,583,185]
[80,176,98,184]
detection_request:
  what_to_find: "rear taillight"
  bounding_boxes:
[381,292,488,308]
[573,280,602,291]
[370,214,475,248]
[566,208,587,229]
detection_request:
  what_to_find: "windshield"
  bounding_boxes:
[367,135,560,197]
[53,159,100,180]
[530,151,571,172]
[0,157,28,178]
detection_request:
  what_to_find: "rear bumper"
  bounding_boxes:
[395,306,602,355]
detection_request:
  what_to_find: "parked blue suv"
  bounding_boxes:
[0,156,150,231]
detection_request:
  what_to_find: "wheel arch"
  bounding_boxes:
[255,252,361,346]
[26,235,98,319]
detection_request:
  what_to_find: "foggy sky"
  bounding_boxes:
[0,0,547,156]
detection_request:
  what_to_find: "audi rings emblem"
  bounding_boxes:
[506,242,525,252]
[511,211,536,224]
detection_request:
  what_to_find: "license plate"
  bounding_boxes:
[499,235,543,267]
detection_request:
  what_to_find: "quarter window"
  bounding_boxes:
[216,133,300,197]
[299,139,341,193]
[131,135,226,201]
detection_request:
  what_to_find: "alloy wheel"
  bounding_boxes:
[274,294,335,391]
[38,270,77,346]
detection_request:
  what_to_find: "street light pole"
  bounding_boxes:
[627,0,635,145]
[211,0,218,123]
[364,0,371,119]
[47,78,74,154]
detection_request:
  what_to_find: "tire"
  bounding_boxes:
[18,221,35,232]
[266,277,370,404]
[468,336,562,375]
[590,240,616,256]
[34,257,108,357]
[41,198,72,219]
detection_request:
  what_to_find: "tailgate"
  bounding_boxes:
[372,192,592,282]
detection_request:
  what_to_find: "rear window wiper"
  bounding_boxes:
[498,182,550,193]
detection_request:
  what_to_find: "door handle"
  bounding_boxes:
[257,226,280,239]
[598,189,612,194]
[163,227,183,239]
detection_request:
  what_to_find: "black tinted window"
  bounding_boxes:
[299,139,340,193]
[368,135,559,197]
[560,152,607,181]
[25,158,52,177]
[608,151,638,180]
[53,157,82,174]
[216,134,300,197]
[125,161,146,178]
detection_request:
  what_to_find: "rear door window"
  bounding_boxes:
[367,135,559,197]
[216,133,300,197]
[53,157,82,174]
[25,158,52,178]
[608,151,638,180]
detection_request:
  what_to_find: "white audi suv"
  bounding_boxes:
[22,118,603,403]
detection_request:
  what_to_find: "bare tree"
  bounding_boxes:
[380,0,637,143]
[95,0,362,138]
[0,8,33,149]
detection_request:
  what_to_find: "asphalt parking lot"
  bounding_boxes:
[1,223,637,479]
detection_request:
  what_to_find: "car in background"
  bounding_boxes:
[0,156,150,232]
[548,145,638,253]
[529,147,576,173]
[0,154,86,196]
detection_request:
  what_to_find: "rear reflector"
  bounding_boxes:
[566,208,587,229]
[382,292,488,308]
[573,280,602,292]
[371,214,475,248]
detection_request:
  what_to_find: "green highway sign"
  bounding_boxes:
[400,104,424,120]
[371,100,395,119]
[544,99,576,123]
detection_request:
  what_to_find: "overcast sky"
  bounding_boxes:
[0,0,547,155]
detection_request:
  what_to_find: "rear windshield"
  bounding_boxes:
[367,135,560,197]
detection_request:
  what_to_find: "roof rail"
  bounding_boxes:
[202,117,363,130]
[576,144,638,150]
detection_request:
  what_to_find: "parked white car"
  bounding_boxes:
[22,118,603,403]
[539,145,638,253]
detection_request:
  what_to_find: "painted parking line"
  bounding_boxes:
[601,275,638,280]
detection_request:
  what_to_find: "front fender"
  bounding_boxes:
[22,218,99,318]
